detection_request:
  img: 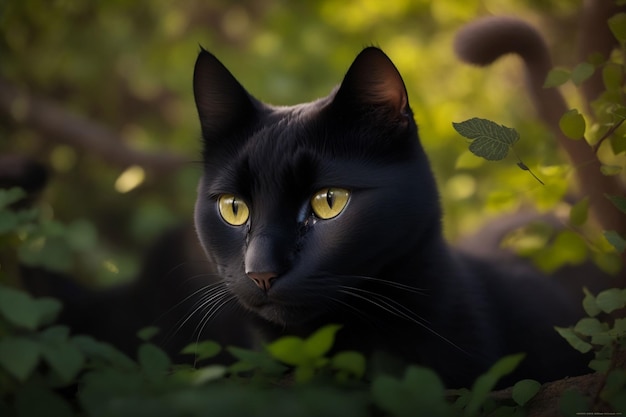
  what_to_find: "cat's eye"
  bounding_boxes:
[218,194,250,226]
[310,188,350,219]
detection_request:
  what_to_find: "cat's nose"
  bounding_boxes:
[246,271,278,292]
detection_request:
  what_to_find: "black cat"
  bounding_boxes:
[192,46,589,388]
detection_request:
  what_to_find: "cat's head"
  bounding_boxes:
[193,47,441,326]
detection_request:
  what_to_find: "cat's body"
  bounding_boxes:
[192,47,589,388]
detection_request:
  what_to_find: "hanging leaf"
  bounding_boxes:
[452,118,519,161]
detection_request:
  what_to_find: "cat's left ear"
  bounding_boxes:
[333,47,410,121]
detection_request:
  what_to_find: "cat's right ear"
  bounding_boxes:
[193,48,259,143]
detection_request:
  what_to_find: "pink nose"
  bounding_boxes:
[247,271,278,291]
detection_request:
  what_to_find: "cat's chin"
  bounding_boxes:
[245,300,322,328]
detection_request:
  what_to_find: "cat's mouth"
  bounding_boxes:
[235,280,326,326]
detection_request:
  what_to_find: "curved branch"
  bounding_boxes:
[0,78,188,174]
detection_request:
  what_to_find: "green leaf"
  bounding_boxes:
[559,389,591,416]
[71,335,136,370]
[601,370,626,401]
[574,318,607,336]
[596,288,626,314]
[303,324,342,359]
[452,118,519,161]
[601,165,622,176]
[544,68,570,87]
[512,379,541,406]
[589,358,611,373]
[331,351,366,379]
[0,336,41,381]
[603,63,623,92]
[559,109,586,140]
[0,285,61,330]
[227,346,286,375]
[604,230,626,253]
[372,367,449,417]
[40,337,85,383]
[555,327,592,353]
[571,62,595,86]
[189,365,227,385]
[465,354,525,417]
[606,194,626,214]
[608,13,626,44]
[582,287,601,317]
[181,340,222,361]
[15,384,75,417]
[138,343,171,378]
[0,187,27,210]
[66,219,98,251]
[137,326,160,341]
[266,336,306,366]
[569,197,589,227]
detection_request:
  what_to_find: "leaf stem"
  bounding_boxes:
[512,147,544,185]
[592,118,626,154]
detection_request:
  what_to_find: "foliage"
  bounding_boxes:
[554,287,626,413]
[0,282,550,417]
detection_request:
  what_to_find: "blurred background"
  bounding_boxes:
[0,0,593,289]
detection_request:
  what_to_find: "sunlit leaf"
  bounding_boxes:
[600,165,622,176]
[608,13,626,44]
[266,336,306,366]
[569,197,589,227]
[603,63,623,92]
[303,324,342,359]
[559,109,586,140]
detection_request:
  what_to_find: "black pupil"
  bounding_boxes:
[326,189,336,208]
[231,199,239,216]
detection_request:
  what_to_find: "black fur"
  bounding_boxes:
[192,47,588,388]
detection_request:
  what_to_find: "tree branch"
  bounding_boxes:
[0,77,188,174]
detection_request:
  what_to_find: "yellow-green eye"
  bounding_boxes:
[311,188,350,219]
[218,194,250,226]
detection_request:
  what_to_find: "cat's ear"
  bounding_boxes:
[333,47,410,120]
[193,48,259,142]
